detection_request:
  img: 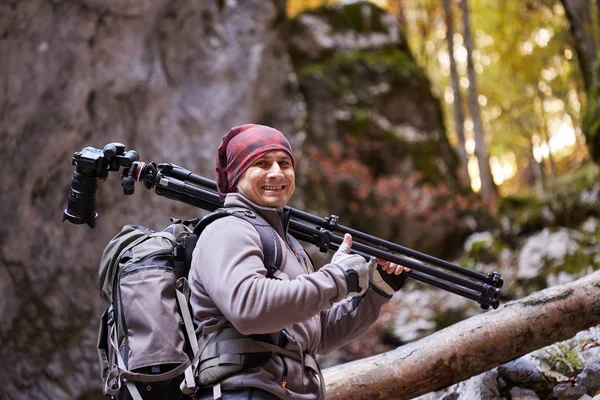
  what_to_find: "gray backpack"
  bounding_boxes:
[97,209,282,400]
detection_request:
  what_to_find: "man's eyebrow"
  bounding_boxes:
[255,153,291,162]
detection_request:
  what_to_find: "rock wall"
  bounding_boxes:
[1,1,302,398]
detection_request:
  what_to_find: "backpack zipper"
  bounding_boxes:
[280,354,288,390]
[120,263,175,278]
[119,249,175,277]
[279,330,299,395]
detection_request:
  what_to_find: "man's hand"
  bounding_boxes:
[369,257,411,296]
[332,234,369,297]
[373,257,411,275]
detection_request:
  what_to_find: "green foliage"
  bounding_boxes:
[498,163,600,234]
[352,49,425,81]
[297,47,427,93]
[540,343,585,380]
[471,0,580,157]
[551,162,599,195]
[582,84,600,162]
[558,247,591,275]
[399,0,588,193]
[582,86,600,138]
[469,240,488,254]
[458,232,508,268]
[344,108,371,138]
[498,194,548,234]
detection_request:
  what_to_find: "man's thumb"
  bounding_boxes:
[337,233,353,254]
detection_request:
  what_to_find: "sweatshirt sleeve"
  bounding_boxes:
[190,216,352,335]
[316,287,391,355]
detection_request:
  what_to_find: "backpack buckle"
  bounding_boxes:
[241,210,255,218]
[231,209,256,218]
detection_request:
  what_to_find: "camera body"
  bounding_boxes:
[63,143,138,228]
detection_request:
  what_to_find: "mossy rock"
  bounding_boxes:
[498,195,549,235]
[498,163,600,235]
[459,231,509,266]
[297,48,426,92]
[289,1,409,68]
[540,343,585,380]
[296,46,456,184]
[509,227,598,297]
[295,1,390,33]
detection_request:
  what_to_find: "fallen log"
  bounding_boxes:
[324,271,600,399]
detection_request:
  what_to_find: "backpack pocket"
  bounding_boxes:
[118,253,189,371]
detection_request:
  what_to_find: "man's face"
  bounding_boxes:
[236,150,295,208]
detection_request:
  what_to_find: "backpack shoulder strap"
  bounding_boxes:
[231,210,282,279]
[193,209,233,234]
[194,208,283,278]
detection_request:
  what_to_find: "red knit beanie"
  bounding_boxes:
[215,124,295,200]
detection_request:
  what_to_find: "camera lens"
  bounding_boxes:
[62,167,99,228]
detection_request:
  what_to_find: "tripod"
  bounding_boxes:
[142,162,502,310]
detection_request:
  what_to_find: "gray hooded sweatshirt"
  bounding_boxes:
[189,193,391,399]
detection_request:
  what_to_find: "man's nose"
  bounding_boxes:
[267,162,284,179]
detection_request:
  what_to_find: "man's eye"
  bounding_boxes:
[279,161,290,167]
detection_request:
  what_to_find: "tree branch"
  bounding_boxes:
[324,271,600,399]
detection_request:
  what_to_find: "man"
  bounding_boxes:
[189,124,408,400]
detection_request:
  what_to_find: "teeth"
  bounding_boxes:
[263,186,284,190]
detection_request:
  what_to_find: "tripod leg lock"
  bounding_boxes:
[485,271,504,288]
[479,284,501,310]
[323,215,339,231]
[315,229,333,253]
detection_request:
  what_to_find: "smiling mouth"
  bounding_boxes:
[262,185,286,191]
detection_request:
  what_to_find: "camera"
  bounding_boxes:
[63,143,140,228]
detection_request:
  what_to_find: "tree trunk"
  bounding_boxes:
[324,271,600,400]
[443,0,470,187]
[561,0,600,162]
[460,0,496,200]
[561,0,597,90]
[535,90,556,187]
[528,139,546,196]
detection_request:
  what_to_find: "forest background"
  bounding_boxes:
[291,0,594,199]
[3,0,600,399]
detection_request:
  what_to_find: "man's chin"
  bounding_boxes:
[260,196,289,208]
